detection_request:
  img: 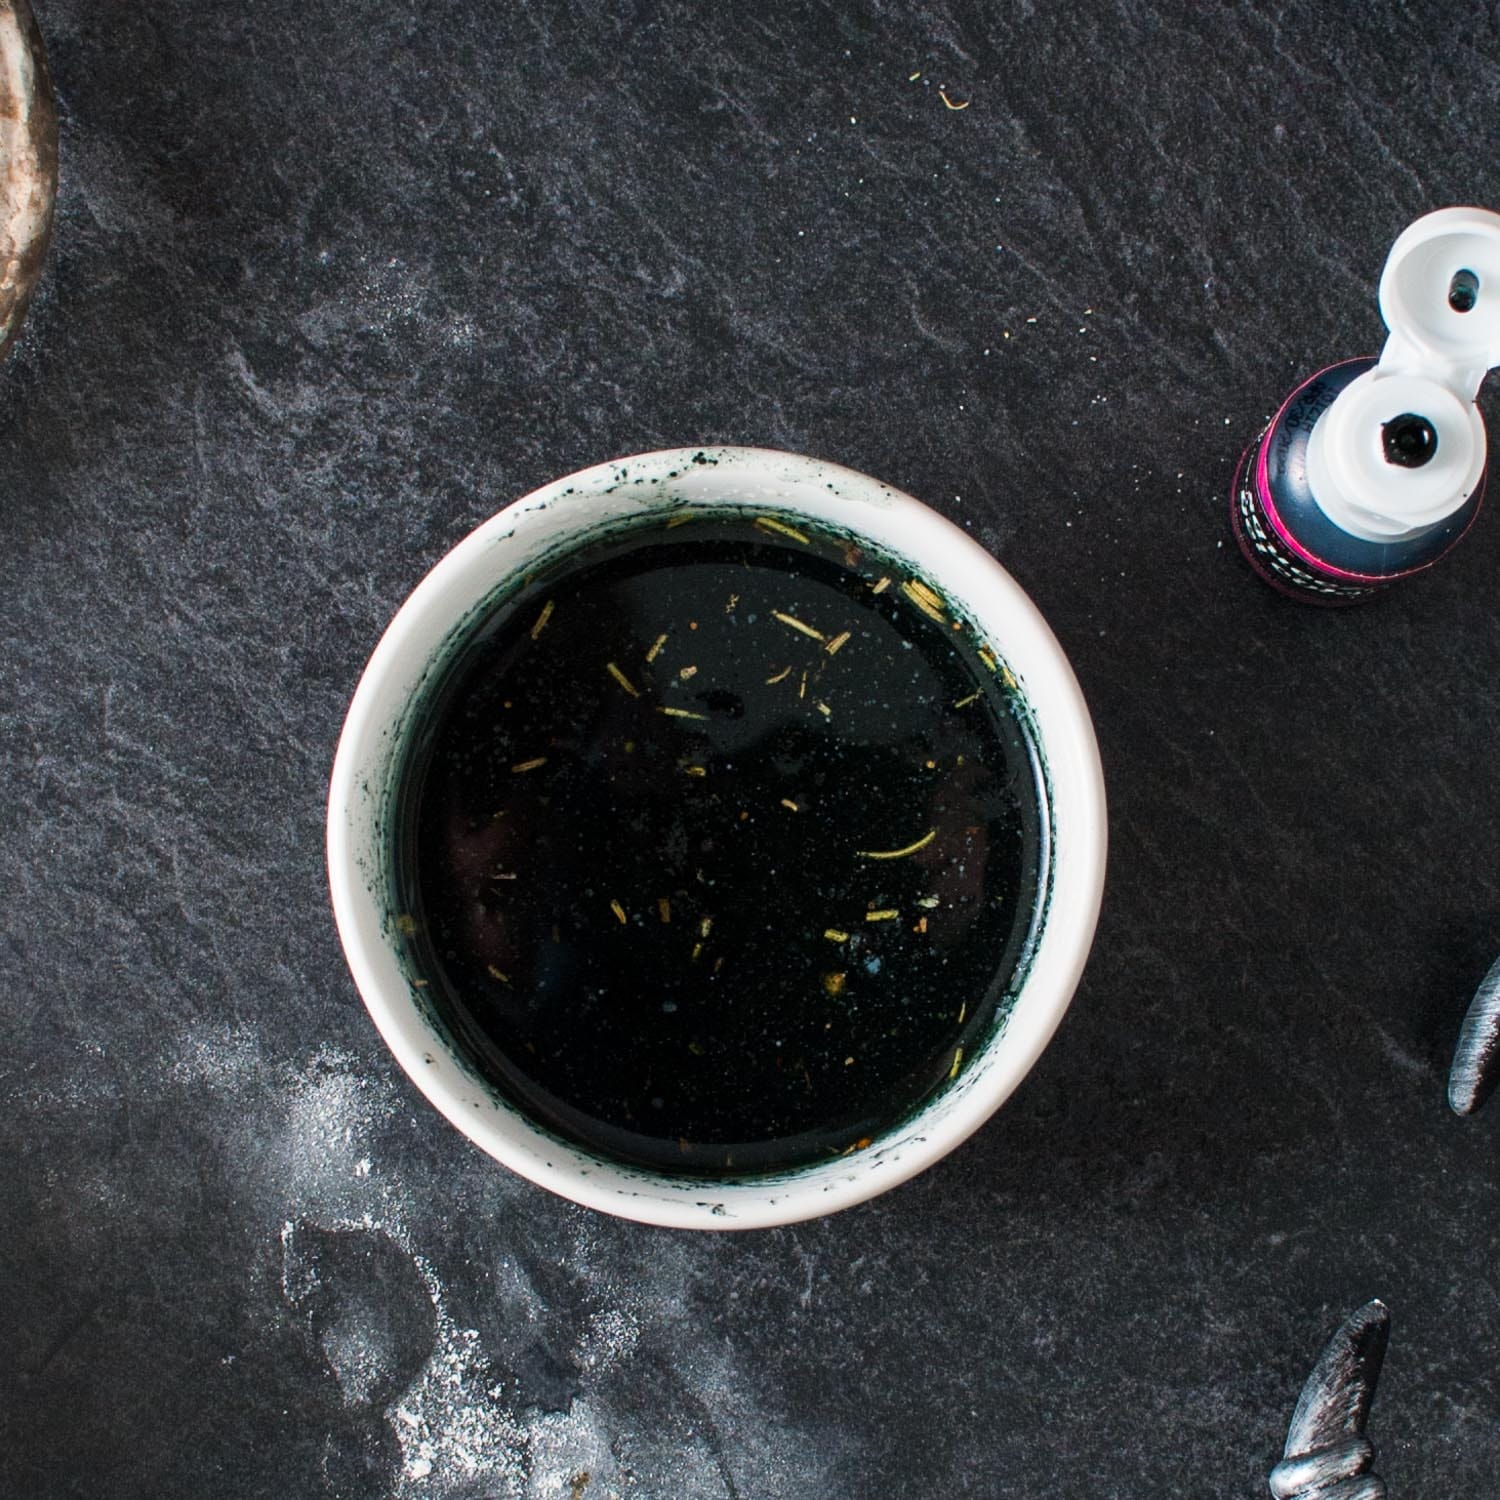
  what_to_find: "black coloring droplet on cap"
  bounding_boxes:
[1381,411,1438,469]
[1448,267,1480,313]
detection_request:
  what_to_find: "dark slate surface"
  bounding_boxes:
[6,2,1500,1495]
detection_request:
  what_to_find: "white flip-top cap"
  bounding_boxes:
[1307,206,1500,541]
[1378,206,1500,394]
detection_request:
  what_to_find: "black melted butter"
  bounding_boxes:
[395,513,1046,1177]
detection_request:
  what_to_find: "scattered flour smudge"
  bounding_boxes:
[389,1252,527,1499]
[103,1022,857,1498]
[167,1022,264,1090]
[524,1399,621,1499]
[576,1307,640,1373]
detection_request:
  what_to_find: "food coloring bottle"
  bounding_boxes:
[1233,207,1500,603]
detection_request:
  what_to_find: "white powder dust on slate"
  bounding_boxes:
[388,1252,529,1496]
[51,1021,854,1498]
[523,1399,623,1499]
[575,1307,641,1374]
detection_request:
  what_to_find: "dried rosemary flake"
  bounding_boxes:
[916,895,941,909]
[957,1001,967,1024]
[865,909,899,922]
[699,916,713,938]
[713,956,724,973]
[871,576,891,594]
[799,671,808,700]
[725,593,740,613]
[664,513,696,528]
[857,828,937,861]
[824,928,850,943]
[1000,664,1019,690]
[823,971,847,997]
[646,632,669,662]
[486,964,510,983]
[765,665,793,685]
[688,1041,705,1056]
[679,665,698,680]
[824,630,852,655]
[658,898,672,923]
[948,1046,964,1079]
[978,644,999,672]
[773,610,827,642]
[529,599,555,640]
[511,757,547,774]
[780,798,800,812]
[953,690,981,709]
[659,706,708,720]
[901,577,946,622]
[684,764,707,777]
[605,661,640,697]
[395,913,418,937]
[691,941,703,962]
[609,899,628,925]
[755,515,811,544]
[816,701,832,717]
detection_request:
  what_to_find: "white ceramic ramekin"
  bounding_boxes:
[327,447,1106,1229]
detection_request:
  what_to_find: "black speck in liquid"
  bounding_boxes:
[395,514,1046,1177]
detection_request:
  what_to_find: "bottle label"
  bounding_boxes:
[1231,431,1380,604]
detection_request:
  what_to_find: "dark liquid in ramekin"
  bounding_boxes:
[393,513,1046,1176]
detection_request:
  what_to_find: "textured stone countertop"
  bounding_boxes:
[6,2,1500,1496]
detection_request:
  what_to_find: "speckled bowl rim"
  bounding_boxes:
[327,446,1107,1230]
